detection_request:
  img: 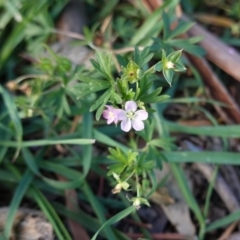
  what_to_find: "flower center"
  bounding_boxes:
[127,111,135,119]
[108,111,115,119]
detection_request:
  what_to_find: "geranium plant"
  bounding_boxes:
[72,47,186,239]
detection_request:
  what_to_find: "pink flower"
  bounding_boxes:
[117,101,148,132]
[103,106,119,124]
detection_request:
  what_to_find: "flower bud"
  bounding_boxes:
[166,61,174,69]
[121,61,141,84]
[132,197,150,210]
[112,183,122,194]
[133,198,141,210]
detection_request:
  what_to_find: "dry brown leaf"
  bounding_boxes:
[154,164,196,236]
[227,232,240,240]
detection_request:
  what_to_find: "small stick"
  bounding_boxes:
[182,15,240,83]
[187,55,240,123]
[126,232,193,240]
[217,220,239,240]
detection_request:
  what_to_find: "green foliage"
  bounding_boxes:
[0,0,67,72]
[91,50,114,81]
[1,1,239,240]
[133,47,154,68]
[72,77,111,99]
[107,147,138,175]
[151,11,205,57]
[154,49,186,85]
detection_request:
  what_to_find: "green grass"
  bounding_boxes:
[0,1,240,240]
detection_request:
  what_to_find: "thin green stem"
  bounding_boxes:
[135,172,140,197]
[203,165,219,218]
[124,171,135,182]
[198,224,206,240]
[144,65,155,75]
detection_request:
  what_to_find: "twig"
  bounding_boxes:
[217,220,239,240]
[100,14,112,34]
[182,15,240,83]
[50,29,85,40]
[126,232,193,240]
[113,46,144,54]
[70,116,82,133]
[187,55,240,123]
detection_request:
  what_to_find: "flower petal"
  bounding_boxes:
[117,109,127,120]
[103,106,121,124]
[105,105,114,111]
[102,110,109,119]
[113,118,118,124]
[107,118,114,124]
[125,101,137,112]
[135,110,148,120]
[132,119,144,131]
[121,119,132,132]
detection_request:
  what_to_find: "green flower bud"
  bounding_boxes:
[112,172,130,194]
[165,61,174,69]
[158,49,186,86]
[121,61,141,84]
[132,197,150,210]
[137,101,145,110]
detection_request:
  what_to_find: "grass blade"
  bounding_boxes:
[30,186,72,240]
[82,182,117,240]
[129,0,178,45]
[206,210,240,232]
[164,151,240,165]
[91,206,135,240]
[0,85,22,159]
[203,165,219,218]
[22,148,40,175]
[170,163,205,230]
[54,203,131,240]
[94,129,128,152]
[0,138,95,147]
[4,170,34,239]
[82,111,93,177]
[165,121,240,138]
[0,1,48,66]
